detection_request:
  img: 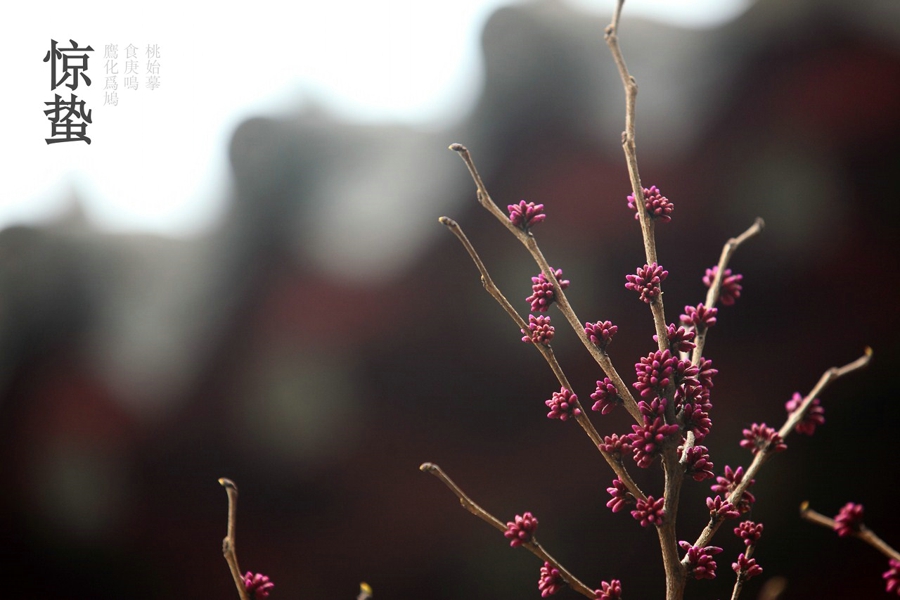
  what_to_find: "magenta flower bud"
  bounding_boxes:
[711,466,755,514]
[704,266,743,306]
[740,423,787,454]
[833,502,864,537]
[606,477,633,513]
[629,416,679,468]
[504,512,538,547]
[243,572,275,600]
[681,398,712,441]
[527,268,570,313]
[591,378,621,414]
[884,559,900,595]
[637,396,667,420]
[625,262,668,303]
[706,495,740,520]
[599,434,631,460]
[627,185,673,223]
[734,520,764,546]
[654,323,696,353]
[679,541,723,580]
[631,495,665,527]
[508,200,546,230]
[733,554,763,581]
[633,349,676,397]
[682,445,715,482]
[538,562,563,597]
[584,320,618,349]
[696,357,717,390]
[785,392,825,435]
[594,580,623,600]
[680,303,718,329]
[522,314,555,345]
[545,387,581,421]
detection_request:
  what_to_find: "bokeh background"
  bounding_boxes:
[2,0,900,598]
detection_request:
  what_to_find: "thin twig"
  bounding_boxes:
[420,463,597,599]
[800,502,900,562]
[439,217,647,501]
[448,145,642,426]
[729,544,756,600]
[778,348,872,440]
[691,218,766,363]
[603,4,685,596]
[690,350,873,550]
[219,478,251,600]
[603,0,668,348]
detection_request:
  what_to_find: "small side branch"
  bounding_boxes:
[729,544,757,600]
[447,145,643,425]
[692,218,765,362]
[420,463,597,599]
[690,350,873,550]
[440,217,646,500]
[777,348,872,440]
[219,478,251,600]
[800,502,900,562]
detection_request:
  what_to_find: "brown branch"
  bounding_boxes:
[800,502,900,562]
[690,350,873,551]
[447,144,642,426]
[420,463,597,599]
[603,3,685,596]
[729,544,757,600]
[438,217,646,501]
[603,0,667,348]
[691,218,766,363]
[778,348,872,440]
[219,478,251,600]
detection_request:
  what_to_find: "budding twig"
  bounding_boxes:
[800,502,900,562]
[419,462,596,599]
[692,218,766,363]
[438,216,647,500]
[604,0,668,349]
[448,144,642,426]
[691,350,873,550]
[219,478,251,600]
[729,544,756,600]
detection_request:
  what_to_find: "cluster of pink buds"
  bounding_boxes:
[243,572,274,600]
[504,512,538,547]
[508,200,546,230]
[627,185,673,223]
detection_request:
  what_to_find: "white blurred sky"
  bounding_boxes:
[2,0,751,236]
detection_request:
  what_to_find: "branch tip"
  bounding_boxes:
[449,143,466,152]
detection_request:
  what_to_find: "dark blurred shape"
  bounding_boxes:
[2,0,899,598]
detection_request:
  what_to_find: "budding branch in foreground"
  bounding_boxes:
[422,1,875,598]
[420,462,597,599]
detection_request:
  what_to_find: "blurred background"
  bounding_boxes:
[2,0,900,598]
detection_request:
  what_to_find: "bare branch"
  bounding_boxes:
[448,145,643,425]
[800,502,900,562]
[692,218,765,362]
[420,463,597,599]
[219,478,251,600]
[439,216,647,500]
[690,350,873,550]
